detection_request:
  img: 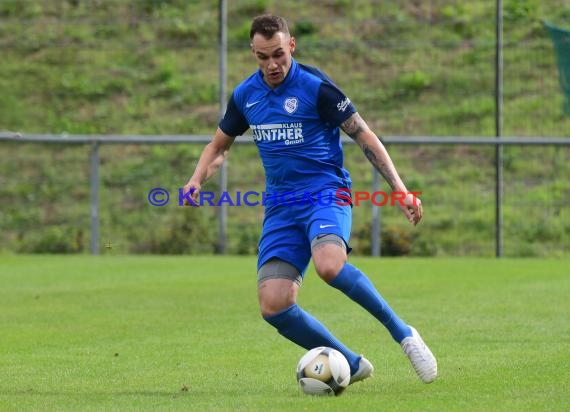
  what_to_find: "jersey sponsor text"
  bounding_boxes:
[251,123,305,145]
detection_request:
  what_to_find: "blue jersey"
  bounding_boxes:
[219,59,356,198]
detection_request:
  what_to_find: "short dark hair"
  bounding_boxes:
[250,15,290,40]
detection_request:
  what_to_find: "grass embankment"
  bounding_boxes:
[0,1,569,256]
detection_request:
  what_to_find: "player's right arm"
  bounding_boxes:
[183,90,249,206]
[183,128,235,206]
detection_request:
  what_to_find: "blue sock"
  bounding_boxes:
[264,304,361,375]
[329,263,412,343]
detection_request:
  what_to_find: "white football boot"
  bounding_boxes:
[400,326,438,383]
[349,356,374,384]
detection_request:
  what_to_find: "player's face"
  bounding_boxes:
[251,32,295,88]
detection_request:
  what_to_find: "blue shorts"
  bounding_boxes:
[257,192,352,277]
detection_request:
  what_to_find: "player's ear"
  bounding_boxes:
[289,36,296,54]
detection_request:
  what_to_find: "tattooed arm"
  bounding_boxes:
[340,112,423,225]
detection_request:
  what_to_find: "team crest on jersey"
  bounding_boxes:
[284,97,298,114]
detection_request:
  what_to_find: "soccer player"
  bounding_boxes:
[183,15,437,384]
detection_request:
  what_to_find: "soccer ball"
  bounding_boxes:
[296,347,351,396]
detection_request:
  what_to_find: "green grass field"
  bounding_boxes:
[0,256,568,411]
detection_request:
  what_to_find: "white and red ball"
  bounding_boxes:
[296,347,351,396]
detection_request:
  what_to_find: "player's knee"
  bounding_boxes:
[259,298,294,317]
[258,282,297,317]
[257,260,301,317]
[314,259,344,283]
[311,235,347,283]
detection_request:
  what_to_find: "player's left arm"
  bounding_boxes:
[341,112,423,225]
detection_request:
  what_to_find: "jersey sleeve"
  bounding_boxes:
[219,93,249,137]
[317,82,357,127]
